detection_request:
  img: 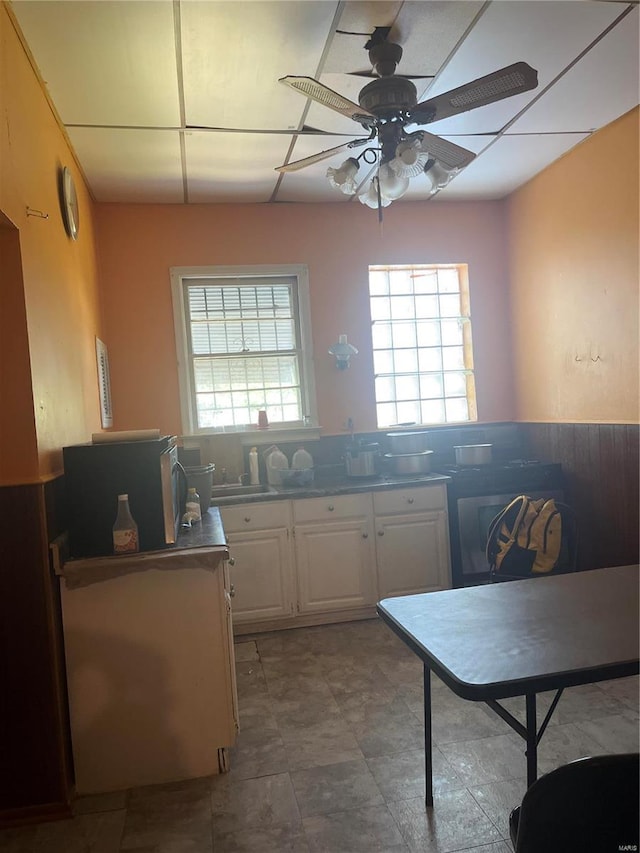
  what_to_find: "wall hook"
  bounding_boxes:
[26,207,49,220]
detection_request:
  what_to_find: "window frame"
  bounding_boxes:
[368,262,477,429]
[171,264,317,436]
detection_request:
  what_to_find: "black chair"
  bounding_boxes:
[509,753,639,852]
[487,497,578,583]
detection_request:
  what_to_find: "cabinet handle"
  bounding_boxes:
[229,584,236,598]
[407,497,414,504]
[362,532,368,539]
[378,530,384,536]
[327,505,334,512]
[228,556,236,566]
[244,517,251,523]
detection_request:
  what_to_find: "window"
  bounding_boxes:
[369,263,477,428]
[171,265,316,433]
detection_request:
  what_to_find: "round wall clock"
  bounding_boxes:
[61,166,79,240]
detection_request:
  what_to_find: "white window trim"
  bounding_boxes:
[170,264,318,437]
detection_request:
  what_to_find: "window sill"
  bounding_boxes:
[182,425,322,446]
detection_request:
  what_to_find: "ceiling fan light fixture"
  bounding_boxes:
[326,157,360,195]
[390,139,431,178]
[377,163,410,200]
[426,161,460,193]
[358,179,392,209]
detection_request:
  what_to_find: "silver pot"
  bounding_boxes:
[345,443,380,478]
[384,450,433,475]
[386,431,430,454]
[454,444,493,465]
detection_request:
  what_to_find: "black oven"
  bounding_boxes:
[438,461,565,587]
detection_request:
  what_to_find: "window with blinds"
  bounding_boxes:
[171,266,314,432]
[369,264,477,427]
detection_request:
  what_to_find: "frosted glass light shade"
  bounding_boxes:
[377,163,410,200]
[427,161,460,193]
[327,157,360,195]
[358,179,392,209]
[390,138,430,178]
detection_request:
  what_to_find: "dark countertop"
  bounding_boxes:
[210,472,451,507]
[61,508,227,588]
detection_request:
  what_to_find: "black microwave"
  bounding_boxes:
[63,435,187,559]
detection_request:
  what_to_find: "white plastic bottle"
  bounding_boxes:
[185,487,202,523]
[249,447,260,485]
[292,447,314,469]
[266,446,288,485]
[112,494,139,553]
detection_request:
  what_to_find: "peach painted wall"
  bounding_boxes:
[506,108,639,424]
[96,200,513,437]
[0,3,104,482]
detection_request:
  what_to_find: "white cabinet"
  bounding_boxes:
[293,494,376,613]
[373,485,451,599]
[219,482,451,632]
[60,545,237,794]
[220,501,294,625]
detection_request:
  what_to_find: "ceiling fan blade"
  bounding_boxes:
[419,132,476,170]
[279,76,376,125]
[275,138,370,173]
[408,62,538,125]
[347,71,434,80]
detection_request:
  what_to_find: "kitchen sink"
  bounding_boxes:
[210,484,274,499]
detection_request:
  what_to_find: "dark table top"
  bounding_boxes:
[377,565,640,701]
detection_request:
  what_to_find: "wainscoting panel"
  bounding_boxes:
[521,423,639,571]
[0,480,72,825]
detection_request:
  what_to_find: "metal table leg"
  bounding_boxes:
[525,693,538,787]
[424,663,433,807]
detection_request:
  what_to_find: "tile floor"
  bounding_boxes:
[2,617,638,852]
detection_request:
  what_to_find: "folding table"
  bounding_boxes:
[377,565,639,807]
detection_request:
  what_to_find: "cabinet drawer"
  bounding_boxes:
[293,493,372,523]
[373,484,446,515]
[220,500,290,533]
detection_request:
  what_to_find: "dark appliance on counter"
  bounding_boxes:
[63,435,187,559]
[438,460,564,587]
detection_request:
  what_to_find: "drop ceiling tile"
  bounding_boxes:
[509,6,639,133]
[11,0,180,126]
[416,0,627,136]
[67,128,184,202]
[181,1,337,131]
[436,132,590,200]
[325,2,483,77]
[185,131,291,202]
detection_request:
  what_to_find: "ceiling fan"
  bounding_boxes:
[275,29,538,208]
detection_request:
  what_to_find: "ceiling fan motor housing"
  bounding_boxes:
[359,76,418,117]
[368,40,403,77]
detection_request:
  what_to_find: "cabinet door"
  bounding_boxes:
[294,519,376,613]
[375,510,451,599]
[227,528,294,623]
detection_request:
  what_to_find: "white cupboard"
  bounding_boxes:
[373,484,451,598]
[220,481,451,633]
[60,543,237,794]
[293,494,376,613]
[220,501,294,624]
